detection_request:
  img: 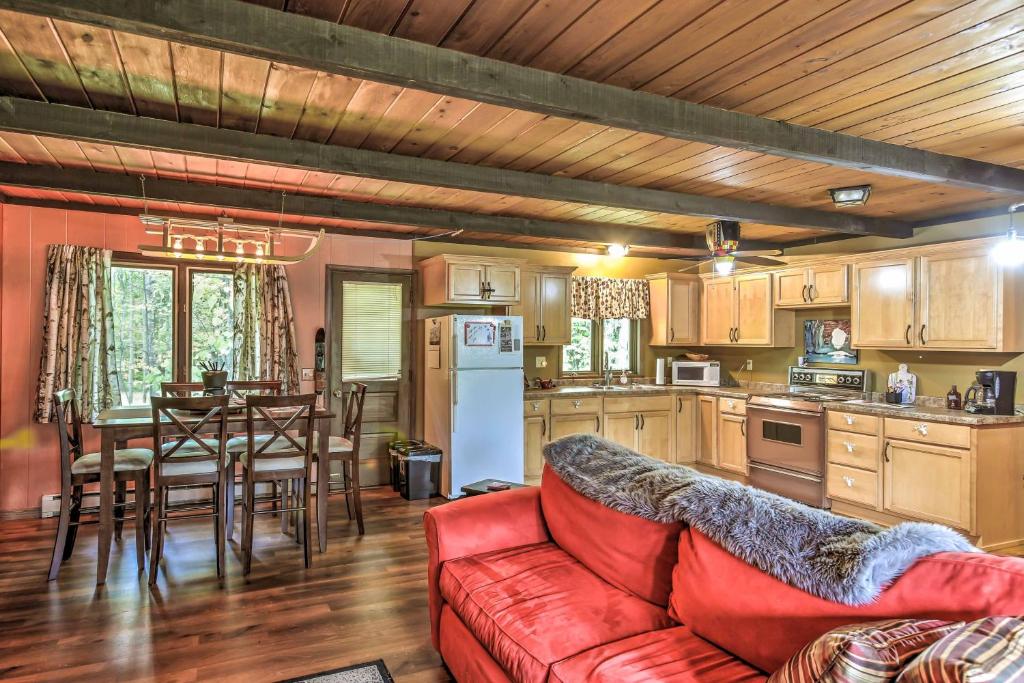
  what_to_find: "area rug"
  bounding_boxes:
[277,660,394,683]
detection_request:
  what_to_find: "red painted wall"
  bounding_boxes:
[0,205,412,512]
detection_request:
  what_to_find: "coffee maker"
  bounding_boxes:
[964,370,1017,415]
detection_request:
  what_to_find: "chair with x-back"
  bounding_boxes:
[160,382,204,397]
[148,394,230,585]
[223,379,283,539]
[314,382,368,547]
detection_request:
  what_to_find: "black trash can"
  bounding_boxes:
[398,452,442,500]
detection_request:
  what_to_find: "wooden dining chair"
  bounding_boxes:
[238,394,317,574]
[48,389,153,581]
[160,382,204,397]
[223,380,282,540]
[317,382,368,539]
[225,380,282,399]
[148,395,230,585]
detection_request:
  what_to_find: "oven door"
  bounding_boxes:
[745,405,825,476]
[749,462,829,508]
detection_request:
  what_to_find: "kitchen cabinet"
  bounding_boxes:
[700,272,794,347]
[510,266,574,345]
[697,395,717,466]
[883,438,971,530]
[420,254,524,306]
[716,398,747,475]
[549,397,602,440]
[917,248,1000,349]
[604,395,673,460]
[775,264,848,307]
[851,257,915,348]
[647,273,700,346]
[672,394,697,464]
[523,399,549,485]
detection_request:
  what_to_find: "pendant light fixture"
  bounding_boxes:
[994,202,1024,267]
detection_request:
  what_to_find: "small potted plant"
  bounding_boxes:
[199,358,228,395]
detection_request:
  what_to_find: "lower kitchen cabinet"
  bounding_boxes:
[639,410,672,460]
[523,399,549,485]
[883,438,971,531]
[603,395,673,460]
[716,412,748,475]
[672,394,697,464]
[697,395,717,467]
[604,412,639,451]
[549,395,602,440]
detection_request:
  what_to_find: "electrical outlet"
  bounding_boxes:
[535,356,547,368]
[744,359,753,371]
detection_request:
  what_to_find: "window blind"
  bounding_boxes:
[341,281,403,381]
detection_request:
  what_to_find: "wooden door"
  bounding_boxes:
[883,439,971,530]
[734,273,772,345]
[672,394,697,464]
[702,278,735,345]
[918,250,999,350]
[808,264,849,305]
[484,264,519,302]
[604,412,638,451]
[330,269,413,487]
[550,414,601,440]
[540,273,571,344]
[774,268,808,307]
[448,263,485,300]
[523,415,546,484]
[852,258,915,348]
[516,270,541,344]
[668,276,700,345]
[638,410,672,461]
[697,395,717,466]
[717,412,748,474]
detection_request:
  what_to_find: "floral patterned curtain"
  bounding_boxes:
[571,276,650,320]
[232,264,300,393]
[35,245,118,422]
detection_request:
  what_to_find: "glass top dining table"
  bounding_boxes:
[90,404,336,584]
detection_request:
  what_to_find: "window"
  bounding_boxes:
[561,317,635,375]
[341,280,403,381]
[189,270,236,380]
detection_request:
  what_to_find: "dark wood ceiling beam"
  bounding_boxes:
[0,162,763,251]
[2,0,1022,197]
[0,97,911,237]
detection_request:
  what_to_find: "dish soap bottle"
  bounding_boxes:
[946,385,962,410]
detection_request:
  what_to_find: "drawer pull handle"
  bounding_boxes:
[572,400,582,408]
[531,402,540,411]
[844,441,854,453]
[915,423,928,435]
[842,475,855,488]
[844,415,855,425]
[727,400,735,409]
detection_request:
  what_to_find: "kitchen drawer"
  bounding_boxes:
[717,397,746,415]
[551,396,603,416]
[604,394,672,414]
[827,430,879,471]
[524,399,549,417]
[884,418,970,450]
[828,464,879,508]
[827,410,879,435]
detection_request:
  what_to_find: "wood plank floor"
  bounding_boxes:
[0,489,452,682]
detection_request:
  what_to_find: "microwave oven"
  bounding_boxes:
[671,361,720,386]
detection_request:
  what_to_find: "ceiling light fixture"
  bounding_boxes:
[828,185,872,207]
[713,255,735,276]
[607,243,630,257]
[994,203,1024,267]
[138,216,323,265]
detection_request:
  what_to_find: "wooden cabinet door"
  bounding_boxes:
[517,270,541,344]
[604,412,638,451]
[734,273,772,345]
[717,413,748,474]
[918,250,999,350]
[648,277,670,346]
[852,258,915,348]
[809,264,849,305]
[524,415,547,484]
[702,278,736,345]
[883,439,971,530]
[673,394,697,464]
[775,268,808,307]
[697,395,717,466]
[540,273,571,344]
[550,414,601,440]
[448,263,485,300]
[484,264,519,302]
[668,277,700,345]
[639,410,672,461]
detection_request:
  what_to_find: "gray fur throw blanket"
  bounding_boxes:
[543,434,977,606]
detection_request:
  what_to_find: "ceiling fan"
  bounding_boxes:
[677,221,786,275]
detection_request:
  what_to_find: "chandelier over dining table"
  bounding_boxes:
[138,214,325,265]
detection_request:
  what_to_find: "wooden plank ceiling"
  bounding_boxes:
[0,0,1021,253]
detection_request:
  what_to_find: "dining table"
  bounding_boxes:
[91,403,336,585]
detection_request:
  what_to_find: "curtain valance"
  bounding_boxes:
[571,276,650,320]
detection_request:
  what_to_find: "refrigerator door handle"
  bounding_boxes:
[450,368,457,433]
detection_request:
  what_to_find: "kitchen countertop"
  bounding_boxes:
[523,384,753,401]
[824,399,1024,426]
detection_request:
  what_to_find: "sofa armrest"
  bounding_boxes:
[423,487,549,650]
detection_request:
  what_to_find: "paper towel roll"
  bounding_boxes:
[656,358,667,385]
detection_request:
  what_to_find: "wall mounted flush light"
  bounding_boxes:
[994,203,1024,267]
[607,243,630,257]
[828,185,872,207]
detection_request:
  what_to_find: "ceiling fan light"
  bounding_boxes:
[713,255,735,276]
[828,185,871,207]
[607,243,630,257]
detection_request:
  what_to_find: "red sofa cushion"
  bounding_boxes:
[549,626,767,683]
[670,529,1024,674]
[439,605,514,683]
[541,465,683,606]
[440,541,674,683]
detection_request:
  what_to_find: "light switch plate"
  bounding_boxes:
[535,357,547,368]
[301,368,314,381]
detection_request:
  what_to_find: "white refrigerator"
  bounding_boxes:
[424,314,524,497]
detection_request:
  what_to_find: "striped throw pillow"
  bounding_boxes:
[770,619,962,683]
[899,616,1024,682]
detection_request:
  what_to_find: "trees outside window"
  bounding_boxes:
[561,318,635,374]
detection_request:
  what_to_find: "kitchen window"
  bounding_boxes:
[561,317,636,375]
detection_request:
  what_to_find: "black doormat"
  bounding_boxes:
[276,659,394,683]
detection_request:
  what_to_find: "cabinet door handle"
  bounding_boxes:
[670,327,675,342]
[595,416,601,432]
[640,414,645,430]
[734,327,740,343]
[801,284,808,302]
[919,324,926,345]
[740,419,746,437]
[541,325,546,341]
[809,283,817,301]
[904,324,912,345]
[541,417,546,437]
[635,414,639,430]
[536,324,541,340]
[677,397,682,412]
[884,441,892,462]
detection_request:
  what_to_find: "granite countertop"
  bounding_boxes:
[824,399,1024,426]
[522,384,753,401]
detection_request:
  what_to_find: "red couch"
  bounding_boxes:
[424,466,1024,682]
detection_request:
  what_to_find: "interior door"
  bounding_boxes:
[918,250,999,349]
[540,273,571,344]
[734,273,771,345]
[702,278,735,345]
[668,277,700,344]
[852,258,915,348]
[330,269,414,487]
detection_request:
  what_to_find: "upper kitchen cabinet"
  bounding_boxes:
[775,264,849,307]
[700,272,795,347]
[851,257,916,348]
[509,265,575,345]
[420,254,524,306]
[647,273,700,346]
